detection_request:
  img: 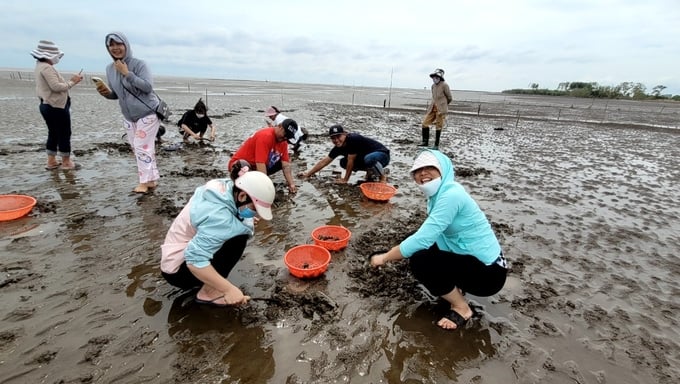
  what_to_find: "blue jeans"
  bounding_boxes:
[339,151,390,176]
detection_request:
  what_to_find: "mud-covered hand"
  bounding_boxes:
[288,183,297,194]
[370,253,386,267]
[223,287,250,306]
[114,60,129,76]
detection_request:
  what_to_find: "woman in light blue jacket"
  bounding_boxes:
[370,149,507,330]
[161,171,275,306]
[97,31,161,194]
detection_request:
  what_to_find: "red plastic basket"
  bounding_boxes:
[311,225,351,251]
[284,244,331,279]
[0,195,37,222]
[359,182,397,202]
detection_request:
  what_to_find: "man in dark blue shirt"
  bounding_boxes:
[298,124,390,183]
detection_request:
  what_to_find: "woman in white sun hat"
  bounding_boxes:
[32,40,84,170]
[160,171,276,307]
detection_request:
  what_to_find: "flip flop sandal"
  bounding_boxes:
[443,309,470,329]
[59,163,81,170]
[194,295,228,307]
[45,163,61,170]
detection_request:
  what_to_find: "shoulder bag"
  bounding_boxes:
[121,83,171,121]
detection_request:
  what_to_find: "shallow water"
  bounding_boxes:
[1,72,679,383]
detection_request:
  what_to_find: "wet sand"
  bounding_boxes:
[1,71,679,383]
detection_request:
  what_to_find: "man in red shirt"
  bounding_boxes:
[228,119,298,194]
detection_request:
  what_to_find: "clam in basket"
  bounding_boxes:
[0,195,37,222]
[311,225,351,251]
[284,244,331,279]
[359,182,397,202]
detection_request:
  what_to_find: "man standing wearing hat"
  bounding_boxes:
[420,68,453,149]
[32,40,84,170]
[228,119,298,194]
[298,124,390,184]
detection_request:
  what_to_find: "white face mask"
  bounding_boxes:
[196,113,205,118]
[51,55,61,65]
[432,77,440,84]
[417,177,442,197]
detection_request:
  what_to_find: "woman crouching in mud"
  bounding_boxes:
[160,171,275,306]
[370,149,507,329]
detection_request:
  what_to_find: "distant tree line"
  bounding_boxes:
[503,82,679,101]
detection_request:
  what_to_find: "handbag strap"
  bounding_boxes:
[120,82,159,114]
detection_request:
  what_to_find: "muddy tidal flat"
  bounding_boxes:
[1,70,679,383]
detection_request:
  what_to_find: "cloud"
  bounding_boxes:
[2,0,679,94]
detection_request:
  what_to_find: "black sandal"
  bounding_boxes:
[442,309,469,329]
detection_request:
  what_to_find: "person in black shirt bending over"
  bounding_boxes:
[298,124,390,183]
[178,98,216,143]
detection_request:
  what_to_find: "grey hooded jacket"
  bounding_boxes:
[104,31,160,122]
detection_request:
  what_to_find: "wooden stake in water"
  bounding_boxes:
[515,110,520,128]
[387,67,393,110]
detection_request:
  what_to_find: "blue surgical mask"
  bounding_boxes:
[417,177,442,197]
[238,206,257,219]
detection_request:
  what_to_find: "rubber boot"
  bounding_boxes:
[418,127,430,146]
[431,130,441,149]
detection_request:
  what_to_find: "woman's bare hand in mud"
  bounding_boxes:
[370,253,386,267]
[223,288,250,305]
[335,178,348,184]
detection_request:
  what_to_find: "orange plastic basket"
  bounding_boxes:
[311,225,351,251]
[359,182,397,202]
[0,195,37,221]
[284,244,331,279]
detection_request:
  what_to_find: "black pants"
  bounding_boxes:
[409,245,507,297]
[39,98,72,155]
[161,234,249,291]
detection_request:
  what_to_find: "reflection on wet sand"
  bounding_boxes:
[387,302,497,382]
[167,291,275,383]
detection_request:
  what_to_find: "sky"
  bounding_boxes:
[2,0,679,95]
